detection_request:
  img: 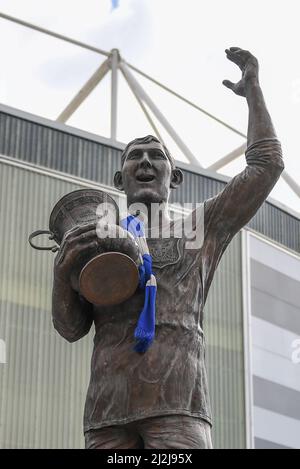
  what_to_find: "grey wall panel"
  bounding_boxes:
[0,112,121,187]
[253,376,300,420]
[253,406,300,448]
[251,288,300,336]
[0,110,299,254]
[0,162,93,448]
[205,233,246,449]
[170,170,225,205]
[252,336,300,393]
[248,202,300,257]
[254,438,291,449]
[251,257,300,335]
[250,234,300,282]
[0,160,246,449]
[251,261,300,309]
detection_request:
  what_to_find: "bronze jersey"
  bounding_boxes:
[52,139,284,433]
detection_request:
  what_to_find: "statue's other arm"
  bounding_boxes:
[52,279,93,343]
[52,224,97,343]
[51,223,134,342]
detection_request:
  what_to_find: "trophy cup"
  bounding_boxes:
[29,189,140,306]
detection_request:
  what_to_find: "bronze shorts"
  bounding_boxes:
[85,415,213,449]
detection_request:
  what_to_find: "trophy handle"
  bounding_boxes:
[28,230,59,252]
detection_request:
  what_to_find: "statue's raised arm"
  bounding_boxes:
[203,48,284,242]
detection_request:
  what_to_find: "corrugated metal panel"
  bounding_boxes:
[205,233,246,449]
[0,112,121,187]
[248,202,300,254]
[170,170,225,204]
[0,160,246,449]
[0,110,298,253]
[0,162,93,448]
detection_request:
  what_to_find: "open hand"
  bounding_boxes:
[223,47,259,97]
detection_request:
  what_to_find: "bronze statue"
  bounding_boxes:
[51,48,284,449]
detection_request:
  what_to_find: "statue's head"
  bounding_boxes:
[114,135,183,207]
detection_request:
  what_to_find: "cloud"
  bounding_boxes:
[36,0,154,88]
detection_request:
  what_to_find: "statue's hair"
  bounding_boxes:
[120,135,175,169]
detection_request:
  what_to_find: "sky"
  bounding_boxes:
[0,0,299,213]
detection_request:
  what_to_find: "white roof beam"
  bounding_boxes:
[0,12,110,57]
[120,61,200,167]
[207,143,247,171]
[56,59,110,123]
[110,49,119,141]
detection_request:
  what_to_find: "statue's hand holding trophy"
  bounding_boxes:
[29,189,141,306]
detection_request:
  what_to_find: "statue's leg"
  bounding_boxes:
[84,424,143,449]
[138,415,213,449]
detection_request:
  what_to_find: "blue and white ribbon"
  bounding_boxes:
[120,215,157,353]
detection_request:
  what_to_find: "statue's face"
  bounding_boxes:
[119,142,173,206]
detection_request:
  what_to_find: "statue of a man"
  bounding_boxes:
[52,48,284,449]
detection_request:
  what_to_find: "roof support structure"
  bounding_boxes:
[56,59,110,123]
[208,143,300,201]
[1,11,299,203]
[121,68,164,143]
[0,12,109,57]
[110,49,119,141]
[208,143,247,171]
[120,61,200,167]
[282,171,300,199]
[125,60,247,139]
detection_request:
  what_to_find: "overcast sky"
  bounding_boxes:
[0,0,299,213]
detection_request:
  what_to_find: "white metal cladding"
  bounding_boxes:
[249,233,300,449]
[0,159,246,448]
[0,107,299,253]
